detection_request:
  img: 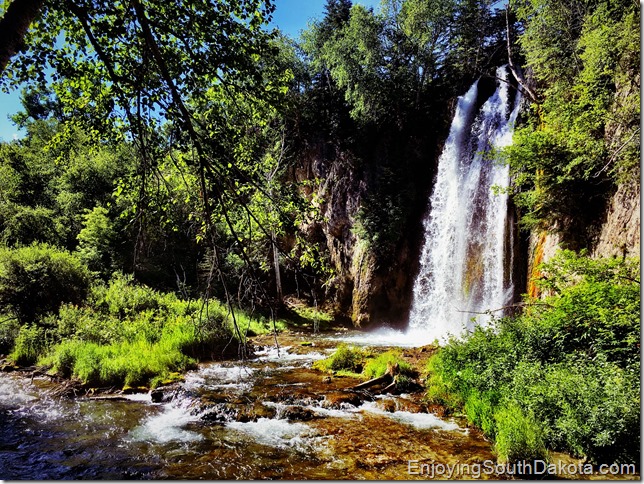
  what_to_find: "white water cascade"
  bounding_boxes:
[407,65,522,342]
[334,66,521,348]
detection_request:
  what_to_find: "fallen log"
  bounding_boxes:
[350,362,399,391]
[86,395,132,402]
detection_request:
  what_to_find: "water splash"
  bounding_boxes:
[127,398,204,444]
[408,66,522,342]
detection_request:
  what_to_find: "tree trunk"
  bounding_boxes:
[0,0,46,76]
[272,229,283,303]
[505,7,539,104]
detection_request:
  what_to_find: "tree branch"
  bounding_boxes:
[505,6,539,104]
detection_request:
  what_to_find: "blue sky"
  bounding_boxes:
[0,0,380,142]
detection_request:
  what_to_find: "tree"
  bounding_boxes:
[0,1,312,321]
[0,243,91,323]
[0,0,45,75]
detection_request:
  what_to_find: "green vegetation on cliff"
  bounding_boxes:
[504,0,639,245]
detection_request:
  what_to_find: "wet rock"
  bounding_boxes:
[269,392,322,407]
[282,405,315,422]
[322,376,332,384]
[150,383,182,403]
[200,393,234,405]
[375,398,396,413]
[322,392,363,409]
[0,363,19,372]
[200,403,240,423]
[426,404,450,418]
[200,401,277,423]
[393,398,426,414]
[249,402,277,420]
[122,386,148,395]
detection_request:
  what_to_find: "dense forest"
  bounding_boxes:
[0,0,640,474]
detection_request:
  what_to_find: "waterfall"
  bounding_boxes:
[408,65,522,342]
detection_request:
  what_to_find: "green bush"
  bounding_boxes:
[313,343,366,374]
[509,357,640,464]
[76,206,117,276]
[494,402,548,465]
[1,205,61,247]
[425,252,640,464]
[0,244,91,323]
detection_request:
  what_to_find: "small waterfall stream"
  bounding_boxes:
[407,66,522,342]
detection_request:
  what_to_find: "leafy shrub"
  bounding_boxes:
[1,205,61,246]
[425,252,640,464]
[76,206,117,276]
[91,273,163,317]
[313,344,366,373]
[509,357,640,464]
[362,349,414,380]
[0,244,91,323]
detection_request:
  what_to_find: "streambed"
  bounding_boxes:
[0,332,498,480]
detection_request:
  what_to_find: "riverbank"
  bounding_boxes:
[1,328,639,480]
[0,330,495,480]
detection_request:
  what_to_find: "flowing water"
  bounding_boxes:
[408,66,522,342]
[336,67,521,348]
[0,333,498,480]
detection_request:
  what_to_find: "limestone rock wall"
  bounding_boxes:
[592,179,640,259]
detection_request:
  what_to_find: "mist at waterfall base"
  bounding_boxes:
[344,67,522,348]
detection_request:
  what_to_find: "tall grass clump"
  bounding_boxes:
[362,349,414,380]
[1,271,286,389]
[425,251,640,465]
[313,344,367,374]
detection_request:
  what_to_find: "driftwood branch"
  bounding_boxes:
[351,363,399,391]
[456,301,555,315]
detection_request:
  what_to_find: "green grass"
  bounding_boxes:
[6,272,289,389]
[39,332,197,388]
[312,343,366,375]
[362,350,414,380]
[313,346,417,391]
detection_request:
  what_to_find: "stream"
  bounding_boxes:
[0,331,498,480]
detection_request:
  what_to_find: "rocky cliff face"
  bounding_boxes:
[592,179,640,259]
[527,177,639,298]
[292,141,422,327]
